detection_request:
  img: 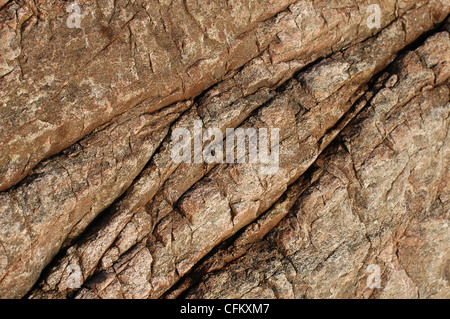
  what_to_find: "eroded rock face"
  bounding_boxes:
[0,0,448,299]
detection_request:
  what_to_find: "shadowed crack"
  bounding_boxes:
[0,0,449,299]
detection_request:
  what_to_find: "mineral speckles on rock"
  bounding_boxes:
[0,0,449,299]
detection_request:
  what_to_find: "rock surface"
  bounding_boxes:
[0,0,448,299]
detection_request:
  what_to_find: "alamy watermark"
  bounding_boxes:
[65,264,82,289]
[65,3,382,32]
[367,4,381,29]
[170,121,280,175]
[366,264,382,289]
[65,2,383,174]
[66,2,82,29]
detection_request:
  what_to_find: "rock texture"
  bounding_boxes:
[0,0,448,299]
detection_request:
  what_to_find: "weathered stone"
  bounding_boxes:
[180,33,450,299]
[0,0,448,299]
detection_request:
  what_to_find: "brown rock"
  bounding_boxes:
[0,0,448,299]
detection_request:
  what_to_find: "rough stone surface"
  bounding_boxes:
[0,0,448,299]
